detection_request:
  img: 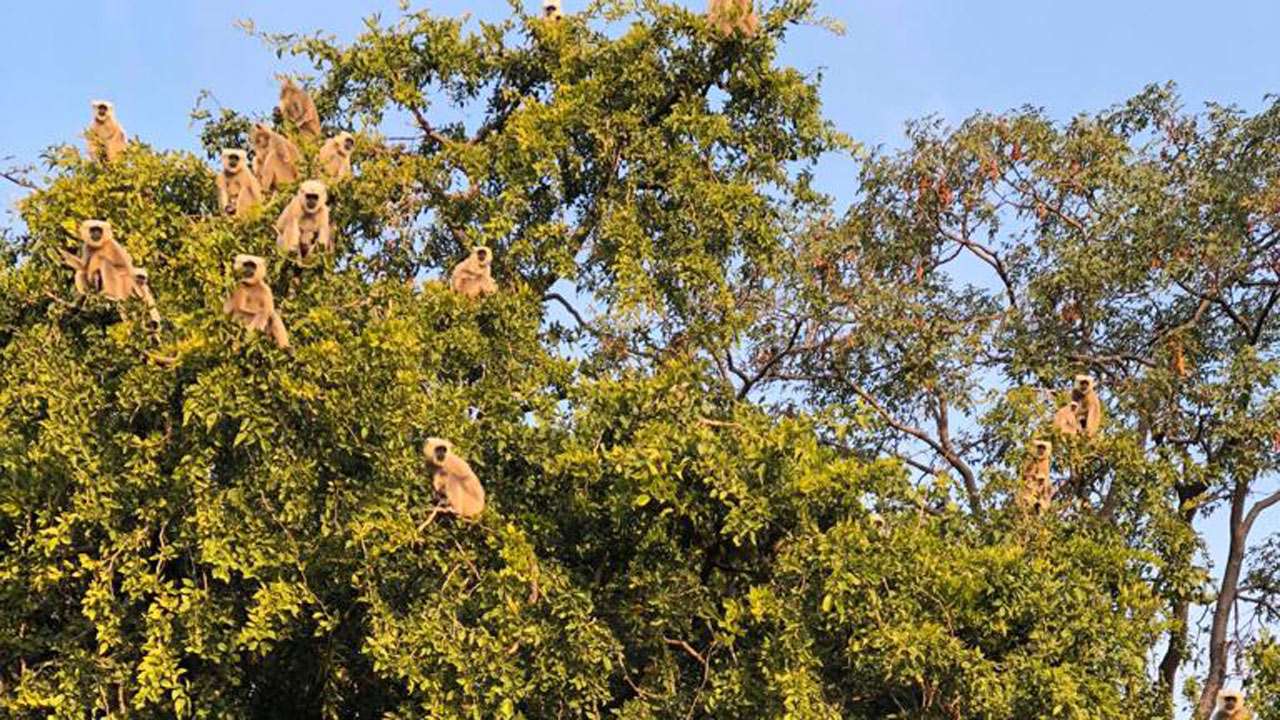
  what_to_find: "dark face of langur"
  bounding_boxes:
[1222,694,1240,712]
[343,137,355,153]
[95,104,109,120]
[227,154,240,171]
[240,260,257,282]
[88,225,104,246]
[476,248,489,266]
[433,444,448,464]
[304,192,321,213]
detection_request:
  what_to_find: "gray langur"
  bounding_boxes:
[449,246,497,299]
[222,255,289,349]
[542,0,564,20]
[60,220,137,300]
[275,180,333,262]
[278,77,322,138]
[1071,375,1103,438]
[420,438,486,526]
[252,123,302,194]
[1212,689,1252,720]
[707,0,758,38]
[318,132,354,181]
[1016,440,1053,514]
[216,149,263,218]
[85,100,127,162]
[131,268,162,329]
[1052,400,1080,436]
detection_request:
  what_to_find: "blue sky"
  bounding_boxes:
[3,1,1279,712]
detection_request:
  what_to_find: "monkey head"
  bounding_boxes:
[543,0,564,19]
[221,148,248,174]
[79,220,112,249]
[471,246,492,269]
[424,437,453,467]
[252,123,273,152]
[133,268,150,288]
[91,100,114,123]
[1033,439,1052,459]
[298,180,328,214]
[1217,690,1244,714]
[233,254,267,284]
[1073,374,1096,394]
[335,132,355,155]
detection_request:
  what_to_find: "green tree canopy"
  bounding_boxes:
[2,3,1279,719]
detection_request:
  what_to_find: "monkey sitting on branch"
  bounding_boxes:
[275,180,333,264]
[1211,689,1252,720]
[278,77,322,139]
[449,246,497,300]
[419,438,486,528]
[60,220,137,300]
[1015,440,1054,515]
[85,100,127,162]
[707,0,759,38]
[222,254,289,349]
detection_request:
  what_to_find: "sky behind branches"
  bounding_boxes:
[2,1,1280,713]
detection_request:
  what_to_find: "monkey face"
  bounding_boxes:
[234,254,266,284]
[473,246,491,267]
[81,221,109,248]
[134,271,148,288]
[1034,441,1052,458]
[1219,691,1242,711]
[222,150,245,172]
[342,134,355,152]
[1074,375,1095,393]
[543,0,562,18]
[299,181,328,212]
[304,193,320,211]
[92,101,112,120]
[424,437,452,466]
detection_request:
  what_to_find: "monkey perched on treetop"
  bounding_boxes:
[1211,689,1252,720]
[1071,375,1103,437]
[252,123,302,195]
[707,0,759,38]
[420,438,486,526]
[85,100,127,162]
[1016,440,1053,514]
[223,255,289,349]
[542,0,564,20]
[449,246,497,300]
[216,149,263,218]
[275,180,333,263]
[60,220,137,301]
[1052,400,1080,436]
[318,132,355,181]
[278,77,322,138]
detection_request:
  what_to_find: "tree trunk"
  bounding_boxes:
[1195,477,1250,718]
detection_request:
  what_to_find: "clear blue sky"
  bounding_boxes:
[2,1,1279,712]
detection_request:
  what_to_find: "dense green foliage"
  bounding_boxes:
[4,2,1280,719]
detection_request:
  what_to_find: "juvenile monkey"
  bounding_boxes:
[449,246,497,299]
[131,268,162,329]
[222,255,289,349]
[542,0,564,20]
[1071,375,1103,438]
[61,220,137,300]
[85,100,127,162]
[318,132,355,181]
[1016,440,1053,514]
[275,180,333,262]
[252,123,302,194]
[1052,400,1080,436]
[1212,689,1252,720]
[216,149,263,218]
[707,0,759,38]
[278,78,322,138]
[422,438,486,522]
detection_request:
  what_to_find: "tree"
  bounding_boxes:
[0,2,1269,719]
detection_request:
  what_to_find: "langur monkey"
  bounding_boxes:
[85,100,127,162]
[707,0,759,38]
[278,77,322,138]
[318,132,355,181]
[1071,375,1103,438]
[252,123,302,194]
[542,0,564,20]
[131,268,162,329]
[275,180,333,262]
[1016,440,1053,514]
[449,246,497,299]
[223,255,289,349]
[420,438,486,526]
[60,220,137,300]
[216,149,263,218]
[1212,689,1252,720]
[1052,400,1080,436]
